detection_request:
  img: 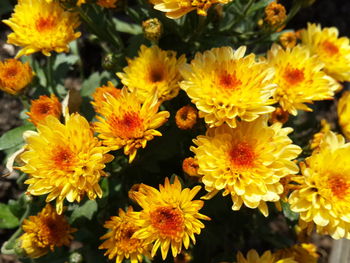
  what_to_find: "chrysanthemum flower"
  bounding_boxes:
[18,113,113,214]
[3,0,81,58]
[275,243,319,263]
[279,32,297,49]
[91,81,121,112]
[116,45,186,103]
[0,59,33,95]
[93,87,169,163]
[180,46,276,128]
[131,176,210,259]
[175,105,197,130]
[267,44,339,115]
[191,117,301,216]
[99,207,151,263]
[337,91,350,140]
[19,204,76,258]
[26,94,62,126]
[150,0,232,19]
[301,23,350,82]
[97,0,118,8]
[235,249,296,263]
[289,131,350,239]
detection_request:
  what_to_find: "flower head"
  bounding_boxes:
[117,45,186,103]
[99,207,151,263]
[191,117,301,216]
[175,105,197,130]
[267,44,339,115]
[91,81,121,112]
[27,94,62,126]
[18,113,113,214]
[19,204,76,258]
[180,46,276,128]
[131,177,210,259]
[0,59,33,95]
[235,249,296,263]
[274,243,319,263]
[150,0,232,19]
[338,91,350,140]
[289,131,350,239]
[301,23,350,82]
[3,0,81,58]
[93,87,169,163]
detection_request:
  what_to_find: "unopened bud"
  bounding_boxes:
[69,252,83,263]
[142,18,163,43]
[102,53,121,72]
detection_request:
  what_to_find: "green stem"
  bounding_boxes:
[46,55,58,97]
[1,202,31,255]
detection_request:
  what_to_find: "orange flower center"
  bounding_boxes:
[109,112,143,139]
[218,71,242,90]
[4,67,18,78]
[328,175,349,199]
[150,206,184,239]
[229,142,255,168]
[36,17,56,32]
[51,146,75,171]
[322,40,339,56]
[149,66,164,83]
[117,223,141,252]
[284,67,305,85]
[35,102,52,115]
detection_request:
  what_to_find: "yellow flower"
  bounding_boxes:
[18,113,114,214]
[301,23,350,82]
[267,44,339,115]
[131,176,210,259]
[338,91,350,139]
[93,87,169,163]
[19,204,76,258]
[99,207,151,263]
[27,94,62,126]
[0,59,33,95]
[274,243,319,263]
[191,117,301,216]
[235,249,296,263]
[264,2,286,29]
[289,131,350,239]
[3,0,81,58]
[180,46,276,128]
[91,81,121,112]
[175,105,198,130]
[117,45,186,103]
[97,0,118,8]
[149,0,232,19]
[279,32,297,49]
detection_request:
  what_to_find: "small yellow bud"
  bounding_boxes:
[142,18,163,43]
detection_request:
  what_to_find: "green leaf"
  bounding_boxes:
[247,0,274,14]
[281,201,299,221]
[112,18,142,35]
[70,200,98,223]
[80,71,111,97]
[0,203,20,229]
[0,124,35,151]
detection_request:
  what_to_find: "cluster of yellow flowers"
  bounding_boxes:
[3,0,350,261]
